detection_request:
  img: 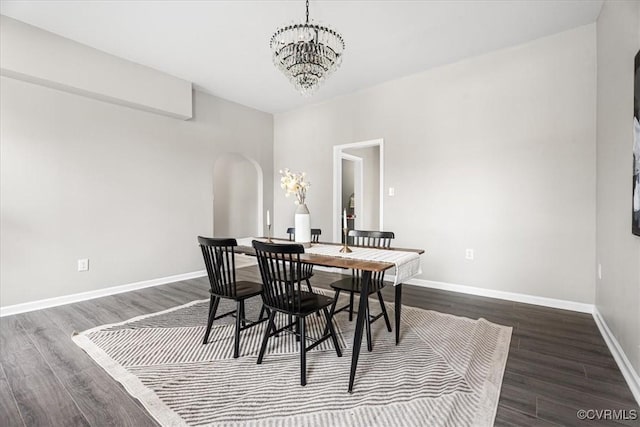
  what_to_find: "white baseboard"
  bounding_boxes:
[3,264,637,405]
[392,276,595,314]
[1,268,593,317]
[592,308,640,405]
[0,258,312,318]
[0,270,207,317]
[393,276,638,405]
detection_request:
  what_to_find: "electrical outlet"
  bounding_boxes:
[465,249,474,260]
[598,263,602,280]
[388,187,395,196]
[77,258,89,272]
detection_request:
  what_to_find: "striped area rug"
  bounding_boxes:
[73,289,511,427]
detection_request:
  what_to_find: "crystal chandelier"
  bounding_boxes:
[270,0,345,95]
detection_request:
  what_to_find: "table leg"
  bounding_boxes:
[395,283,402,345]
[348,269,371,393]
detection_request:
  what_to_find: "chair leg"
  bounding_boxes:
[333,289,342,309]
[323,307,342,358]
[322,289,341,337]
[377,291,392,332]
[365,299,373,352]
[299,316,307,386]
[257,310,276,364]
[203,295,220,345]
[348,291,355,322]
[240,300,246,327]
[306,279,321,317]
[233,301,242,358]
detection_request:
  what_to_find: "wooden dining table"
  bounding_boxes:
[235,238,425,393]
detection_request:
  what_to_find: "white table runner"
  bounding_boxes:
[236,238,421,286]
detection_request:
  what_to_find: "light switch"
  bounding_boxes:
[389,187,395,196]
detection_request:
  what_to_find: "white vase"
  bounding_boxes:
[294,203,311,248]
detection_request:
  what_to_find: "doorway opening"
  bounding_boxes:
[333,139,384,242]
[342,153,363,233]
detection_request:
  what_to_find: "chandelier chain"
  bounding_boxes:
[305,0,309,24]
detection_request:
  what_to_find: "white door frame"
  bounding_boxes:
[332,138,384,242]
[341,153,364,230]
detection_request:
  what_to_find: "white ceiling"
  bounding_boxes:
[0,1,603,113]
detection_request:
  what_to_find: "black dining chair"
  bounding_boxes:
[252,240,342,386]
[286,227,322,243]
[198,236,267,358]
[286,228,321,295]
[328,230,394,352]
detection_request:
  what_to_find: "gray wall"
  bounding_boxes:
[274,24,597,304]
[0,77,273,306]
[595,0,640,376]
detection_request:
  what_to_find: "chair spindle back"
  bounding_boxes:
[253,240,306,313]
[198,237,238,297]
[348,230,394,248]
[287,228,322,243]
[348,230,395,283]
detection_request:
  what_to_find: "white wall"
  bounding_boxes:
[274,24,597,304]
[0,77,273,307]
[0,15,192,120]
[595,0,640,380]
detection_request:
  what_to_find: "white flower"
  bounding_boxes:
[279,168,309,205]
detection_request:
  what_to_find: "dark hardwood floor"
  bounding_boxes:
[1,265,638,426]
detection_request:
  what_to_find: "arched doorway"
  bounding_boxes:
[213,153,263,238]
